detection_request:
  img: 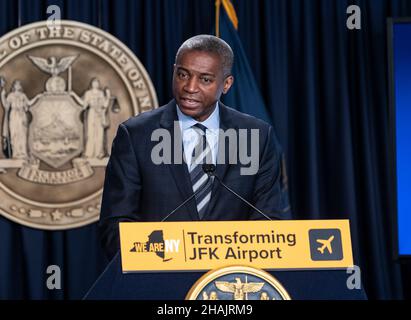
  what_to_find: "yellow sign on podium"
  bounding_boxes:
[119,220,353,272]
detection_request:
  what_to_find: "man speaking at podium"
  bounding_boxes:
[99,35,291,260]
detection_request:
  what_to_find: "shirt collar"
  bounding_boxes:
[176,102,220,133]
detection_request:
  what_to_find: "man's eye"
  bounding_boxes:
[178,72,188,79]
[201,77,212,84]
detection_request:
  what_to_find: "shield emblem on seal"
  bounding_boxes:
[29,94,84,168]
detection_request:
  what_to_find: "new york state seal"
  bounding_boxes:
[0,20,158,230]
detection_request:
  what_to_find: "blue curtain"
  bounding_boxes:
[0,0,410,299]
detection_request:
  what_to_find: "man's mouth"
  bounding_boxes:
[180,97,200,107]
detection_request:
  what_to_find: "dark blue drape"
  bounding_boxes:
[0,0,410,299]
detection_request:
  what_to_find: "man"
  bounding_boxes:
[99,35,291,260]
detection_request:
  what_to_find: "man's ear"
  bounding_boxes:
[222,75,234,94]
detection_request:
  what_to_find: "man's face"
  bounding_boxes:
[173,50,233,122]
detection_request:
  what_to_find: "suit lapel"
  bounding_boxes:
[160,100,199,221]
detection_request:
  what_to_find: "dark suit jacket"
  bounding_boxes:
[99,100,291,259]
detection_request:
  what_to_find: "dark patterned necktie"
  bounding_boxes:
[189,123,213,219]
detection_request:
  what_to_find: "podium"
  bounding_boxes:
[84,252,366,300]
[84,220,367,300]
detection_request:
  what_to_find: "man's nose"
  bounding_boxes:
[183,77,199,93]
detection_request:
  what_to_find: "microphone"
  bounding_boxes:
[202,164,273,221]
[161,174,211,222]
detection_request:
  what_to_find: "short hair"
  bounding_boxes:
[175,35,234,76]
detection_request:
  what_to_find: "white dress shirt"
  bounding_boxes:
[176,102,220,169]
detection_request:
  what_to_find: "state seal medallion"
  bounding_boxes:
[186,265,291,300]
[0,20,158,230]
